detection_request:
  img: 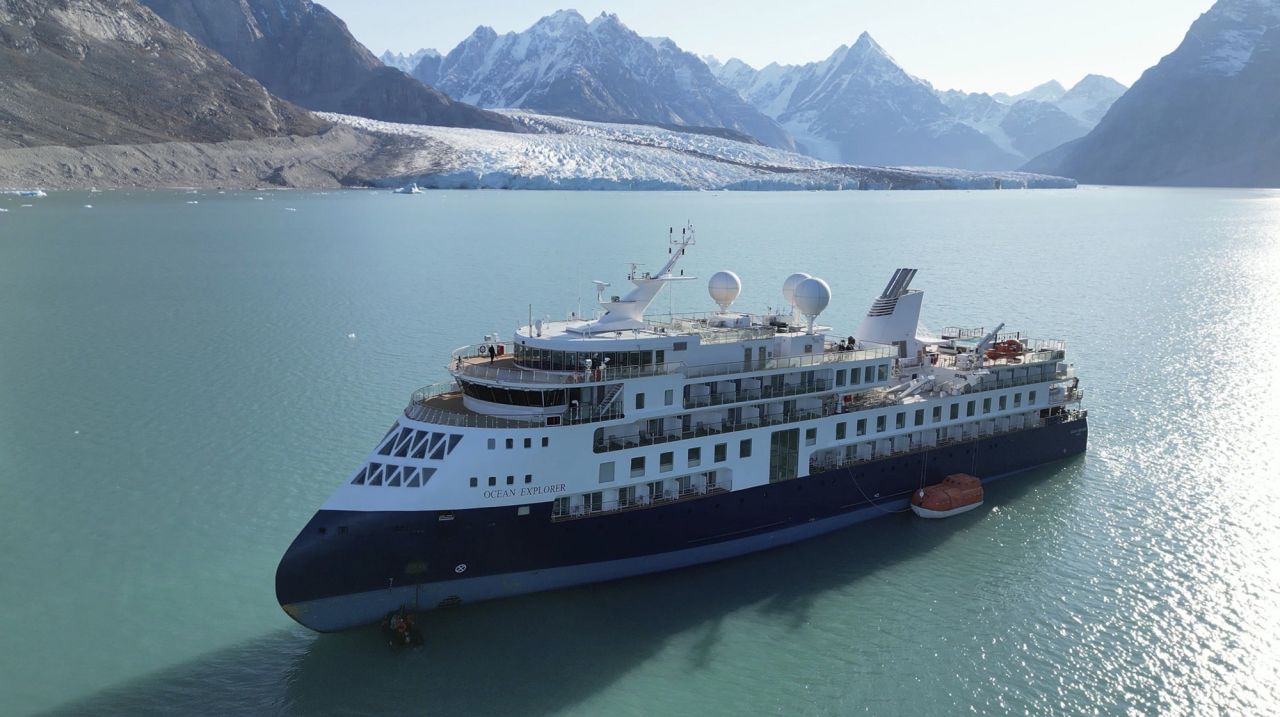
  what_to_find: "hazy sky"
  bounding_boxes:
[321,0,1215,94]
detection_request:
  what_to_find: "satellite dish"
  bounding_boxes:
[782,273,811,307]
[794,277,831,333]
[708,270,742,313]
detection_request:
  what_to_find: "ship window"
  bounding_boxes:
[518,506,530,516]
[487,438,496,450]
[386,467,402,487]
[740,439,752,458]
[856,419,867,436]
[914,409,925,426]
[983,398,992,414]
[1014,392,1022,407]
[469,477,477,487]
[933,406,942,423]
[714,443,727,462]
[1029,390,1037,405]
[635,392,645,410]
[648,480,664,501]
[950,403,960,420]
[584,492,603,513]
[896,412,906,429]
[552,497,570,518]
[806,428,817,446]
[864,366,875,383]
[999,395,1007,410]
[874,364,884,381]
[506,438,514,449]
[673,342,687,351]
[966,401,976,417]
[835,370,845,387]
[630,456,645,478]
[851,368,861,385]
[351,467,368,485]
[525,474,532,484]
[421,468,436,484]
[876,416,886,433]
[660,451,674,472]
[524,437,532,448]
[804,344,813,354]
[406,470,421,488]
[488,476,496,486]
[688,446,701,467]
[656,350,665,365]
[836,422,847,440]
[599,462,615,483]
[619,485,636,506]
[664,389,674,406]
[506,475,514,485]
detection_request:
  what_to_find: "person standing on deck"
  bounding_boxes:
[488,344,497,364]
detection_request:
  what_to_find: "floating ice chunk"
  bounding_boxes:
[347,333,357,339]
[186,200,199,205]
[21,204,32,208]
[285,208,297,212]
[255,197,265,201]
[83,204,93,208]
[0,208,8,212]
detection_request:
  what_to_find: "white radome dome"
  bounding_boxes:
[782,272,811,306]
[708,270,742,312]
[794,277,831,320]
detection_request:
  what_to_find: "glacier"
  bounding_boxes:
[321,112,1075,191]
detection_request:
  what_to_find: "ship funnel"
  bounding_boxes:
[854,268,923,357]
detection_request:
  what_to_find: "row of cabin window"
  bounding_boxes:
[834,363,890,387]
[557,472,716,514]
[600,439,750,483]
[487,436,550,449]
[831,391,1038,441]
[634,389,676,410]
[470,474,535,487]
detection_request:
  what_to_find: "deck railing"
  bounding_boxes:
[404,383,624,429]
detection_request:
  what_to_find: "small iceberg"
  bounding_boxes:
[83,204,93,209]
[0,208,8,213]
[393,182,423,194]
[186,201,199,205]
[2,189,47,198]
[285,207,297,212]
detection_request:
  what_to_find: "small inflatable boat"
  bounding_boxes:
[910,473,984,518]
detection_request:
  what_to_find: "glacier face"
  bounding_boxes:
[321,111,1075,191]
[426,10,794,151]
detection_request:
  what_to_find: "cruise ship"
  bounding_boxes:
[276,226,1088,632]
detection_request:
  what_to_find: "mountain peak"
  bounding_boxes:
[851,31,887,56]
[532,9,587,34]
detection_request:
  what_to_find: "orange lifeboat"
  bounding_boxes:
[910,473,984,518]
[985,339,1023,361]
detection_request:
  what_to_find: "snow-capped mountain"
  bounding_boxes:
[380,48,438,73]
[992,80,1066,105]
[937,74,1124,164]
[1025,0,1280,186]
[141,0,518,132]
[714,33,1020,169]
[1055,74,1127,124]
[428,10,794,150]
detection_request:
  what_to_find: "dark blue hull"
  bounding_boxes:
[277,414,1087,631]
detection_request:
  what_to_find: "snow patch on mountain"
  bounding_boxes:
[380,48,439,73]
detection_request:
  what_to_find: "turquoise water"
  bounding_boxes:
[2,187,1278,716]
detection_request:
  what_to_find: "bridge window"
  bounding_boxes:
[914,409,925,426]
[950,403,960,420]
[896,412,906,429]
[966,401,976,417]
[876,416,887,433]
[983,398,992,414]
[630,456,645,478]
[999,395,1007,410]
[1029,390,1037,405]
[714,443,727,462]
[933,406,942,423]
